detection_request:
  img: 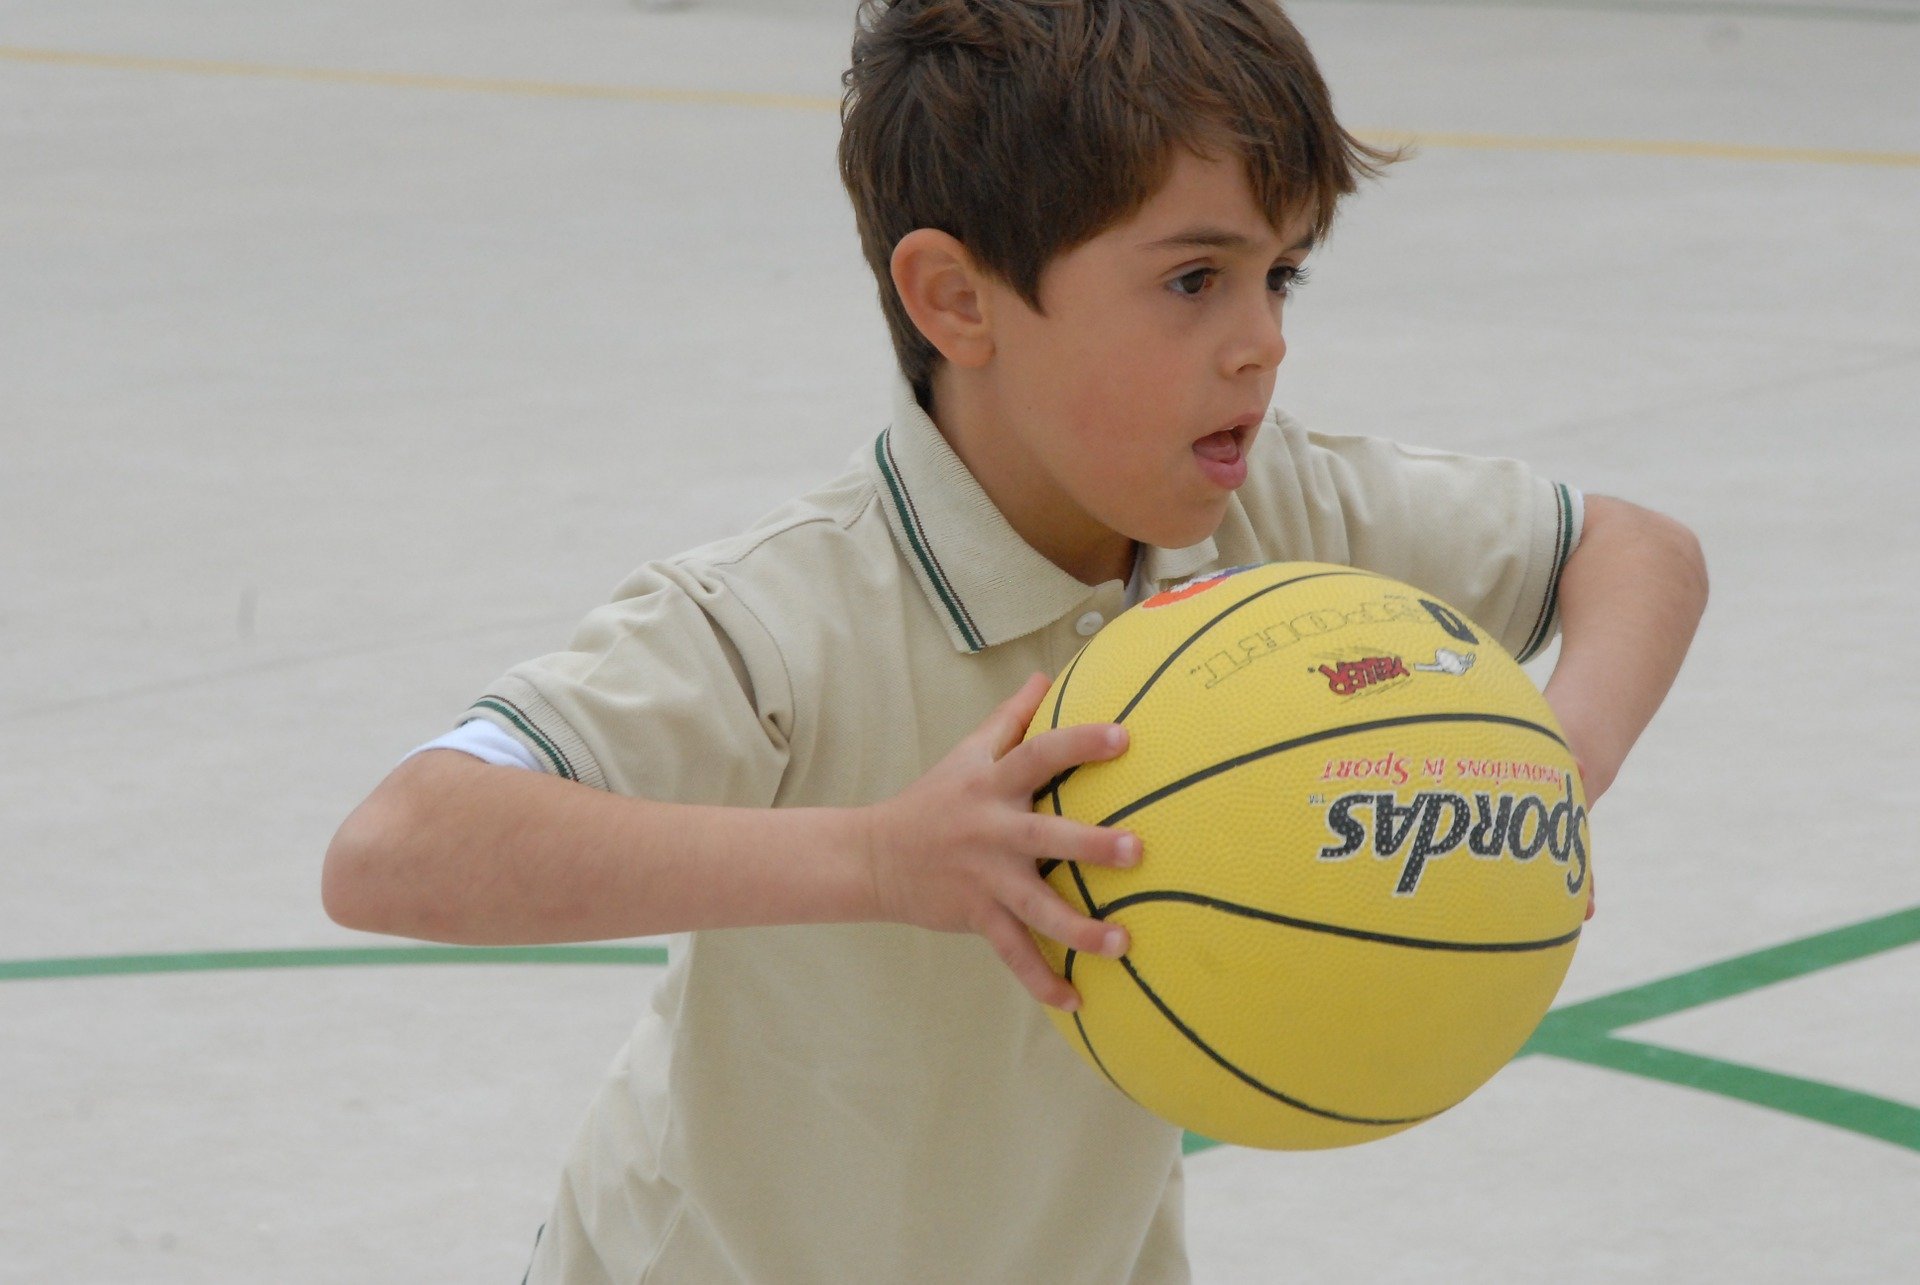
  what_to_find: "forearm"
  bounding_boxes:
[322,750,877,945]
[1542,495,1709,801]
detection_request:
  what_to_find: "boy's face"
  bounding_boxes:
[965,148,1315,576]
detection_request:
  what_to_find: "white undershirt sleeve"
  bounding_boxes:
[401,718,543,771]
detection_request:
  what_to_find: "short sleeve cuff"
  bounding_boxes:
[1512,482,1584,663]
[464,676,609,791]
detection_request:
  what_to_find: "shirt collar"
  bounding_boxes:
[868,377,1219,653]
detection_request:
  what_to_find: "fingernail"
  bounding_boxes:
[1058,992,1081,1013]
[1107,726,1128,751]
[1103,927,1128,956]
[1117,833,1141,865]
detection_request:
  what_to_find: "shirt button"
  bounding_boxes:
[1075,611,1104,637]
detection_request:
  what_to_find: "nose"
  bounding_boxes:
[1226,298,1288,376]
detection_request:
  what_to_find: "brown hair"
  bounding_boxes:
[839,0,1399,402]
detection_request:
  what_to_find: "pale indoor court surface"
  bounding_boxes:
[3,0,1916,1280]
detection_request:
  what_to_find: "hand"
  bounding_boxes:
[862,672,1140,1011]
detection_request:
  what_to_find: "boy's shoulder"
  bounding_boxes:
[1228,407,1579,663]
[604,425,941,682]
[605,442,895,674]
[471,443,899,799]
[663,444,887,584]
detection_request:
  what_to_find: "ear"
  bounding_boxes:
[889,229,994,370]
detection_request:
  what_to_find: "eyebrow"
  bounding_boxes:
[1140,226,1317,255]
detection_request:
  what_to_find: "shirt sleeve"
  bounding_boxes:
[459,557,793,807]
[1227,414,1584,662]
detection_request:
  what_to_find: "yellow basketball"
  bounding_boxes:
[1026,561,1589,1149]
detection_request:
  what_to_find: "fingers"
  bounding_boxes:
[976,905,1082,1011]
[975,897,1129,1013]
[980,674,1130,792]
[1005,720,1128,791]
[1018,811,1140,869]
[989,859,1131,1013]
[1013,878,1129,961]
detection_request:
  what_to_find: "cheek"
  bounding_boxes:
[1061,310,1180,405]
[1080,330,1200,440]
[1010,280,1198,458]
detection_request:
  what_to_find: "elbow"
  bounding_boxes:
[322,788,413,935]
[1657,510,1710,619]
[1584,494,1710,618]
[321,810,379,933]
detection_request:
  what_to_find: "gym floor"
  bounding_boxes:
[3,1,1915,1280]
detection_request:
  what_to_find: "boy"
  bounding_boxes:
[324,0,1707,1280]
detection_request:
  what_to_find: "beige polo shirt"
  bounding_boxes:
[473,380,1580,1285]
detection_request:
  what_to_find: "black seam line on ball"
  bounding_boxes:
[1033,651,1087,882]
[1117,953,1439,1127]
[1068,861,1100,915]
[1072,1007,1134,1101]
[1061,857,1147,1103]
[1034,758,1083,881]
[1050,645,1083,733]
[1036,828,1100,898]
[1095,889,1584,954]
[1096,712,1569,829]
[1033,645,1090,819]
[1041,568,1382,802]
[1061,947,1134,1101]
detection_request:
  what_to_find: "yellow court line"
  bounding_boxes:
[5,43,1919,170]
[1360,127,1920,169]
[0,44,842,115]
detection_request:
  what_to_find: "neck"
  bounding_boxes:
[925,366,1134,586]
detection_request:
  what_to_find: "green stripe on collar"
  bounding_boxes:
[874,430,985,652]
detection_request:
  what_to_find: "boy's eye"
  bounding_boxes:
[1170,265,1311,299]
[1170,268,1216,297]
[1268,264,1311,296]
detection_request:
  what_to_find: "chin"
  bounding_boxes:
[1138,507,1228,553]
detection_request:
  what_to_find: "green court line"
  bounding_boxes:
[1525,1032,1920,1151]
[0,943,667,982]
[4,910,1914,1156]
[1528,904,1920,1042]
[1184,905,1920,1157]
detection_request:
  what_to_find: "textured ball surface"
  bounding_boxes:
[1027,562,1589,1149]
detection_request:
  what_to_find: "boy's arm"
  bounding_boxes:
[1541,494,1710,803]
[323,750,876,945]
[322,675,1135,1011]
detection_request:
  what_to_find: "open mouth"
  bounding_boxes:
[1191,424,1250,489]
[1193,426,1245,465]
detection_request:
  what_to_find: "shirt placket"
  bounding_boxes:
[1048,581,1129,674]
